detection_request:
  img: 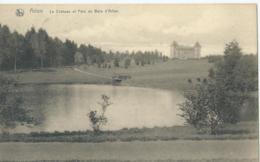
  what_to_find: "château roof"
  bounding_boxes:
[171,41,201,49]
[176,45,194,50]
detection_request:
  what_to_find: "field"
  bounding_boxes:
[3,59,211,91]
[0,140,258,161]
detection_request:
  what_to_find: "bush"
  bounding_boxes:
[88,94,112,133]
[179,81,223,134]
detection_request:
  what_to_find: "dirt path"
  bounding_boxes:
[73,67,111,79]
[0,140,258,161]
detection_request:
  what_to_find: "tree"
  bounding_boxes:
[179,40,257,133]
[62,39,77,66]
[9,31,24,72]
[141,60,145,66]
[212,40,246,123]
[0,25,13,70]
[135,59,139,66]
[124,58,131,69]
[113,58,120,67]
[232,55,258,92]
[37,29,48,68]
[88,95,112,133]
[23,27,38,69]
[0,75,33,133]
[52,37,64,67]
[30,28,48,69]
[74,51,84,65]
[30,30,41,68]
[208,68,215,78]
[162,55,169,62]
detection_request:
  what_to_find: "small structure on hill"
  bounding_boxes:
[112,74,131,85]
[112,76,122,85]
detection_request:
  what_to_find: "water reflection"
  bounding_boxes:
[16,84,184,133]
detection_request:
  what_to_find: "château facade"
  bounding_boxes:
[170,41,201,59]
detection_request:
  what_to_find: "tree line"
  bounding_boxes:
[0,24,167,71]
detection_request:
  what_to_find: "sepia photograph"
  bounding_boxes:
[0,3,258,162]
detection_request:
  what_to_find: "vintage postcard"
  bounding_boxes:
[0,4,258,162]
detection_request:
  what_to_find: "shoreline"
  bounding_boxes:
[17,82,181,95]
[0,138,258,144]
[0,121,258,142]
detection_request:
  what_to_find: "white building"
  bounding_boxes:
[170,41,201,59]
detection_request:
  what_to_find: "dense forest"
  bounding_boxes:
[0,24,168,71]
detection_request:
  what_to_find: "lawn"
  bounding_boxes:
[0,160,257,162]
[0,140,257,161]
[2,59,212,91]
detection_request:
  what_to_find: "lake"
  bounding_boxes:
[14,84,185,133]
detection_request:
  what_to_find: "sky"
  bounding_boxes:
[0,4,257,56]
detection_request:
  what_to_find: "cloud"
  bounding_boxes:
[0,4,256,56]
[162,8,227,36]
[60,12,173,44]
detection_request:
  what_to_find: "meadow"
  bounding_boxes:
[0,140,257,161]
[3,59,211,91]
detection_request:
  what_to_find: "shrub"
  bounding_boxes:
[88,94,112,133]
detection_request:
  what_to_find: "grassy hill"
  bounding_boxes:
[3,59,212,91]
[122,59,211,91]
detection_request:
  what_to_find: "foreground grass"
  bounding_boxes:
[2,59,211,91]
[0,122,257,142]
[0,140,257,161]
[0,160,258,162]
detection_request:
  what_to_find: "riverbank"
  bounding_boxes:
[2,59,211,91]
[0,121,257,142]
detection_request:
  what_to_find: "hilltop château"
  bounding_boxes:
[170,41,201,59]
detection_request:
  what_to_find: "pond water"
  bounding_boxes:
[14,84,185,133]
